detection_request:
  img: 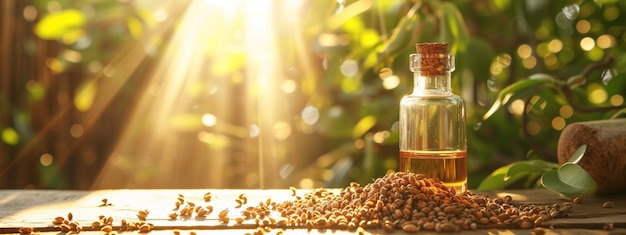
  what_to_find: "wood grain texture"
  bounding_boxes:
[1,189,625,234]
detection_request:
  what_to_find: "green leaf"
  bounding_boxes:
[478,164,521,190]
[74,80,97,112]
[567,145,587,164]
[482,74,554,120]
[541,163,598,197]
[464,39,495,83]
[541,170,585,197]
[505,159,558,181]
[558,163,597,193]
[379,2,421,56]
[325,0,372,31]
[1,127,20,145]
[35,9,85,40]
[438,2,469,54]
[352,115,377,138]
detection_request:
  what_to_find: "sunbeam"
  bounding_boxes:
[91,0,301,189]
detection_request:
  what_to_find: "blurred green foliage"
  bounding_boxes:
[2,0,626,189]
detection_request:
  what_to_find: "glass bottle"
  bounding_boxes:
[399,42,467,193]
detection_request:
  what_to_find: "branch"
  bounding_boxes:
[521,97,557,160]
[561,55,626,113]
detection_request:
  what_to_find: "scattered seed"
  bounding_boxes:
[100,225,113,233]
[402,223,419,233]
[139,224,152,233]
[52,216,64,225]
[18,227,33,234]
[573,196,583,204]
[60,224,71,232]
[203,192,212,202]
[137,210,149,221]
[100,198,112,206]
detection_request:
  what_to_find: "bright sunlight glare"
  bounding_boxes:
[92,0,303,189]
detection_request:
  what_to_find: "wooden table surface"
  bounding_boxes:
[1,189,624,234]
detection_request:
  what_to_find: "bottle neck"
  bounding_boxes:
[413,72,452,94]
[409,53,455,95]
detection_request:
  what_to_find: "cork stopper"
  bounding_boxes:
[411,42,454,76]
[416,42,448,55]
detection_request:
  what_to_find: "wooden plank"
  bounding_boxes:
[1,189,625,234]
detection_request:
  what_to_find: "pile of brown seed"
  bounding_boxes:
[249,171,573,233]
[29,171,574,234]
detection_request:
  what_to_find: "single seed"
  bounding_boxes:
[101,225,113,233]
[532,227,545,235]
[402,223,419,233]
[91,221,101,228]
[289,186,297,196]
[219,209,229,218]
[602,201,614,208]
[573,196,583,204]
[604,222,614,231]
[520,221,533,229]
[19,227,33,234]
[356,227,365,235]
[139,224,152,233]
[69,221,79,230]
[52,216,64,225]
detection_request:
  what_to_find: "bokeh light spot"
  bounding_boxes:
[516,44,532,59]
[559,105,573,118]
[576,20,590,33]
[202,113,217,127]
[373,131,390,144]
[587,83,607,104]
[526,121,542,135]
[610,95,623,106]
[543,53,558,69]
[340,60,358,77]
[23,5,37,21]
[273,121,291,140]
[40,153,53,166]
[579,37,595,51]
[70,124,84,137]
[596,34,615,49]
[508,99,525,116]
[548,39,563,53]
[281,80,296,94]
[249,124,260,138]
[2,127,20,145]
[379,67,392,79]
[603,6,619,21]
[301,105,320,125]
[551,117,566,130]
[354,139,364,149]
[382,75,400,90]
[299,178,314,189]
[522,56,537,69]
